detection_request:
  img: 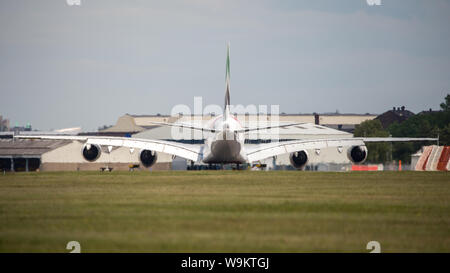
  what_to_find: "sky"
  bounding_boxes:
[0,0,449,131]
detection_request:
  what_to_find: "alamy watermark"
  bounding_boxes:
[366,0,382,6]
[66,0,81,6]
[169,97,281,141]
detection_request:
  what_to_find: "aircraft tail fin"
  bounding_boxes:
[224,42,231,120]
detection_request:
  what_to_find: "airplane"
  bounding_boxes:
[16,44,437,170]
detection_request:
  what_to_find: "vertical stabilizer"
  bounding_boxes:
[224,43,231,119]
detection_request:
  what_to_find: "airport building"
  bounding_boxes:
[0,138,172,172]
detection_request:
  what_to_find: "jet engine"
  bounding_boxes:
[289,150,308,169]
[347,145,368,164]
[140,149,158,168]
[82,144,101,162]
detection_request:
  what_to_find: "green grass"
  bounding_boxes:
[0,171,449,253]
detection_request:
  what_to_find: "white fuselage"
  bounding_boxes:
[202,114,247,164]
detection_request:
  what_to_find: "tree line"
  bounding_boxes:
[354,94,450,163]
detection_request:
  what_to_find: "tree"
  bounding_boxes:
[354,119,391,163]
[386,94,449,163]
[439,125,450,145]
[440,94,450,111]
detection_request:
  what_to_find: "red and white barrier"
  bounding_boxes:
[415,145,449,171]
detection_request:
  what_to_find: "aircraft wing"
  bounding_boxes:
[246,137,437,163]
[148,121,304,134]
[236,122,305,133]
[148,121,217,133]
[359,137,437,142]
[14,135,202,162]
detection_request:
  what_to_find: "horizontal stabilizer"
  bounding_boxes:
[148,121,217,133]
[236,122,305,133]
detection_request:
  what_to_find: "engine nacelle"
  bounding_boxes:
[140,149,158,168]
[289,150,309,169]
[82,144,101,162]
[347,145,368,164]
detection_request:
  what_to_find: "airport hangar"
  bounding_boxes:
[0,113,377,172]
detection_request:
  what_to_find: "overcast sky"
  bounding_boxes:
[0,0,449,131]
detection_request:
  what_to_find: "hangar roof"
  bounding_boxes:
[0,139,71,157]
[100,114,146,133]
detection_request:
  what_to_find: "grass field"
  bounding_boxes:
[0,171,449,253]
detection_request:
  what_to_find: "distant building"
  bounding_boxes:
[313,113,376,133]
[0,115,32,133]
[418,108,441,115]
[375,106,414,129]
[0,116,10,132]
[0,139,69,172]
[95,114,176,137]
[0,138,171,172]
[11,124,32,134]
